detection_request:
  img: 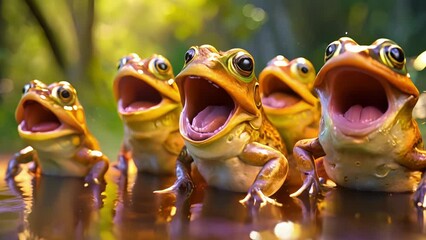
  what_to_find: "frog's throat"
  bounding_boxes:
[179,76,259,143]
[319,67,415,138]
[259,66,318,115]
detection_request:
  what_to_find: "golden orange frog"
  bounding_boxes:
[157,45,289,207]
[6,80,109,183]
[290,37,426,208]
[259,55,320,153]
[114,53,184,174]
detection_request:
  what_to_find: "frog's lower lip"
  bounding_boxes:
[118,75,163,113]
[21,100,62,132]
[181,76,235,141]
[327,68,389,136]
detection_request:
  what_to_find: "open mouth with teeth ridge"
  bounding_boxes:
[261,76,302,109]
[328,69,389,134]
[21,101,62,132]
[118,76,163,113]
[182,76,235,141]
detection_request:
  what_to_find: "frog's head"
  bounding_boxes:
[113,53,181,123]
[16,80,88,141]
[175,45,262,144]
[259,55,318,114]
[316,37,418,138]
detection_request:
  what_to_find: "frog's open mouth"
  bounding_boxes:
[21,101,61,132]
[118,76,162,113]
[261,76,301,109]
[181,76,235,141]
[329,69,389,135]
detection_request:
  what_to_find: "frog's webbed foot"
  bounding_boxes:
[413,179,426,208]
[84,157,109,185]
[154,177,194,197]
[289,172,334,198]
[240,187,282,208]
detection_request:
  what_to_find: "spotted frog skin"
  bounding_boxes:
[259,55,320,153]
[114,53,184,174]
[157,45,289,207]
[6,80,109,183]
[291,37,426,208]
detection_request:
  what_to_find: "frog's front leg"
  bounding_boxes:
[403,147,426,208]
[154,146,194,196]
[238,142,288,208]
[290,137,326,198]
[6,146,38,179]
[76,148,109,184]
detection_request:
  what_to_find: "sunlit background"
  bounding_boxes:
[0,0,425,160]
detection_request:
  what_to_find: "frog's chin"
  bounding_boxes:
[326,68,392,137]
[180,76,236,142]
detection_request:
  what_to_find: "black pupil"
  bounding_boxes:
[301,66,309,74]
[389,47,404,62]
[60,88,70,99]
[23,84,30,94]
[185,49,195,63]
[237,57,253,72]
[157,61,168,71]
[326,44,336,56]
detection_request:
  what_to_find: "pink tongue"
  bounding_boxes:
[30,122,61,132]
[343,105,383,123]
[192,106,230,133]
[125,101,156,112]
[262,92,300,108]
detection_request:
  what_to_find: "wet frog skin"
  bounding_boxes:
[6,80,109,183]
[291,37,426,208]
[157,45,289,207]
[114,53,184,174]
[259,56,320,153]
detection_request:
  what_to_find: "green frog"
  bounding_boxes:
[259,55,320,153]
[290,37,426,208]
[6,80,109,183]
[156,45,289,207]
[114,53,184,174]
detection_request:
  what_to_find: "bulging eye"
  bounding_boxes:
[184,47,197,64]
[233,53,254,77]
[324,41,340,62]
[53,84,76,105]
[117,56,130,70]
[297,63,310,75]
[155,59,170,73]
[22,83,32,94]
[386,45,405,69]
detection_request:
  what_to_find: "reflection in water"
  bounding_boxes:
[1,154,425,240]
[113,173,176,239]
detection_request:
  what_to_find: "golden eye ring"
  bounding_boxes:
[324,41,341,62]
[184,47,197,65]
[232,52,254,78]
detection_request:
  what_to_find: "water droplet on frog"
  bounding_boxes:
[375,164,390,178]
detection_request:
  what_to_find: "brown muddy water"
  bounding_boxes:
[0,155,425,240]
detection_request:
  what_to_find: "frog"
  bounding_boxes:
[113,53,184,174]
[290,37,426,208]
[5,80,109,183]
[156,45,289,207]
[259,55,320,153]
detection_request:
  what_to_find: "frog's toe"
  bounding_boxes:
[240,188,282,208]
[154,178,194,196]
[413,182,426,208]
[290,174,316,198]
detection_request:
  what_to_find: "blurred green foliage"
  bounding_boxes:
[0,0,425,159]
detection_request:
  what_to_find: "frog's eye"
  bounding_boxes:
[184,47,197,65]
[149,56,173,80]
[297,63,310,76]
[382,44,405,70]
[22,83,32,94]
[154,58,170,74]
[117,56,130,70]
[53,84,76,105]
[324,41,341,62]
[233,53,254,78]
